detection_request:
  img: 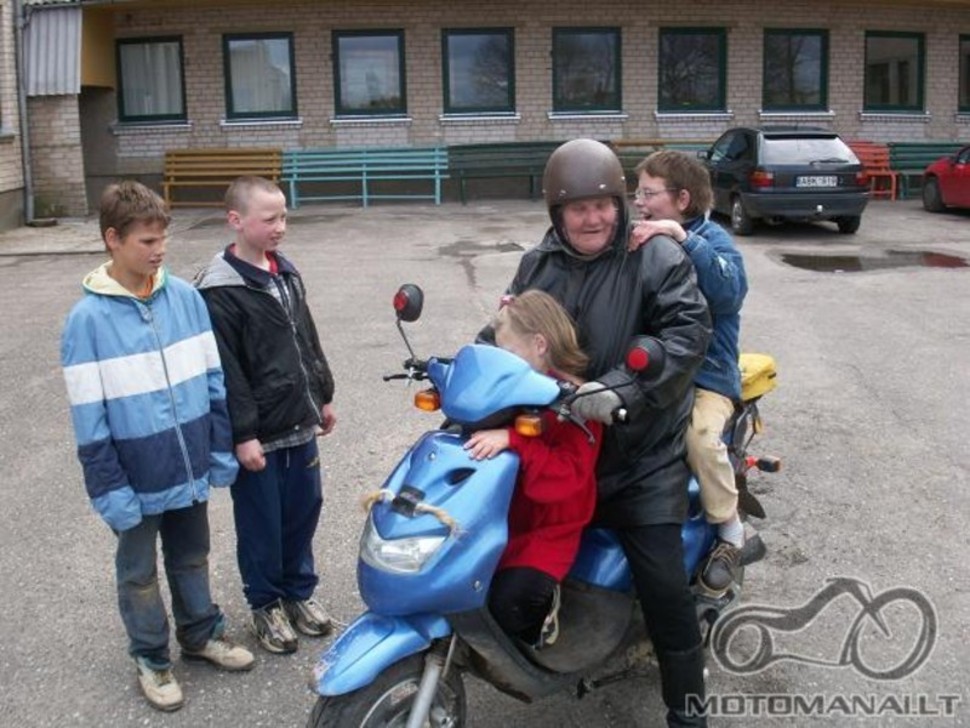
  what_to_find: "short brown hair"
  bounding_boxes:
[225,176,283,214]
[99,181,169,244]
[493,289,589,378]
[635,150,713,219]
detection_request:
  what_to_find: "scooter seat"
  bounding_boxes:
[524,578,636,673]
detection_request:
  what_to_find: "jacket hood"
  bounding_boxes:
[82,262,168,298]
[194,250,245,291]
[194,245,299,291]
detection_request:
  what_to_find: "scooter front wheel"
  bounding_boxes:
[307,652,466,728]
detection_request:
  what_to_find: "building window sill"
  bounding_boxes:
[547,112,628,121]
[0,130,16,144]
[111,121,193,135]
[220,118,303,129]
[858,112,931,123]
[759,110,835,121]
[439,113,521,124]
[655,111,734,122]
[330,116,412,127]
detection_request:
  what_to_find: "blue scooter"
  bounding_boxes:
[307,284,779,727]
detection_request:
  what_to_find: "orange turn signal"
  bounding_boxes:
[514,413,544,438]
[414,389,441,412]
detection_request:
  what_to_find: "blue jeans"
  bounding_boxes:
[115,501,221,666]
[231,438,323,610]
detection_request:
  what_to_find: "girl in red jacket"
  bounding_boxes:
[465,289,602,647]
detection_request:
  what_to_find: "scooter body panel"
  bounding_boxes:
[360,431,520,615]
[311,611,451,696]
[569,478,716,590]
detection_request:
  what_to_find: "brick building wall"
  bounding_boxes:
[99,1,970,178]
[0,1,25,230]
[28,95,88,217]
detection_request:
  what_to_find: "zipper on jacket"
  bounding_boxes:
[251,278,323,427]
[145,302,198,500]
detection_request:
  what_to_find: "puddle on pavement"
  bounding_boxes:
[781,250,969,272]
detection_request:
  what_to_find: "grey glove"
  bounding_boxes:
[570,381,623,424]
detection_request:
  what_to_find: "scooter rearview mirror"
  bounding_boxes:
[393,284,424,323]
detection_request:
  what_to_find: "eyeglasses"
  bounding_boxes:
[633,187,679,201]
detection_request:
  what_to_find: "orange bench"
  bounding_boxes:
[848,141,899,201]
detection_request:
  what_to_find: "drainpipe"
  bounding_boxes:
[13,0,35,225]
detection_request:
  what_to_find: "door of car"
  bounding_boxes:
[707,130,755,212]
[944,147,970,208]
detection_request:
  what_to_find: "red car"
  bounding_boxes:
[922,146,970,211]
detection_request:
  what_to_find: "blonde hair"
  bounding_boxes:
[224,175,283,214]
[493,289,588,378]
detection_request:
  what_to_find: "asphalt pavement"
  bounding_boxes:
[1,198,968,727]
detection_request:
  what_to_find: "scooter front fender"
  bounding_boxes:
[310,612,452,696]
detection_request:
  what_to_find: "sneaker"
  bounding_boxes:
[182,636,256,672]
[699,539,742,596]
[134,657,184,712]
[283,597,334,637]
[251,600,299,654]
[538,584,562,648]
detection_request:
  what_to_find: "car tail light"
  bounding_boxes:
[749,170,775,189]
[855,171,869,188]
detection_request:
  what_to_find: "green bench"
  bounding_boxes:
[888,142,966,198]
[607,139,713,190]
[282,147,449,208]
[448,141,563,204]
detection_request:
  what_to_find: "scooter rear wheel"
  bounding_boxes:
[307,652,466,728]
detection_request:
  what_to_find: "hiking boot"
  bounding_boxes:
[283,597,334,637]
[134,657,184,712]
[182,636,256,671]
[251,600,299,654]
[698,540,741,596]
[538,584,562,648]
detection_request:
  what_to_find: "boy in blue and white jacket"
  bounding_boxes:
[630,150,749,597]
[61,181,254,712]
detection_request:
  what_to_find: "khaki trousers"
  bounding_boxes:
[686,387,738,523]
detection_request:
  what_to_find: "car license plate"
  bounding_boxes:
[797,175,838,188]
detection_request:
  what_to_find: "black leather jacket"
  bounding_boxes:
[497,216,711,526]
[195,247,334,447]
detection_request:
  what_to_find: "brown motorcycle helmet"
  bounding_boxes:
[542,139,627,213]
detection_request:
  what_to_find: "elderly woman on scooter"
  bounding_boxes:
[483,139,712,728]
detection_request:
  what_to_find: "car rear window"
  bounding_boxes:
[761,136,856,165]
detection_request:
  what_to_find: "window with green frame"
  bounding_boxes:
[763,29,828,111]
[960,35,970,112]
[333,30,406,116]
[116,37,186,123]
[223,33,297,120]
[864,31,924,111]
[658,28,726,112]
[442,29,514,114]
[552,27,621,112]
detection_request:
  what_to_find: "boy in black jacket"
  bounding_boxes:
[196,176,336,654]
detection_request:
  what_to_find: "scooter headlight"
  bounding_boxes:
[360,518,446,574]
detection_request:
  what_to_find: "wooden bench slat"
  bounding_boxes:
[847,141,898,200]
[448,142,564,204]
[281,147,448,208]
[163,148,283,208]
[887,142,966,198]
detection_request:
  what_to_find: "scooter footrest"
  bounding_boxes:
[525,579,635,673]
